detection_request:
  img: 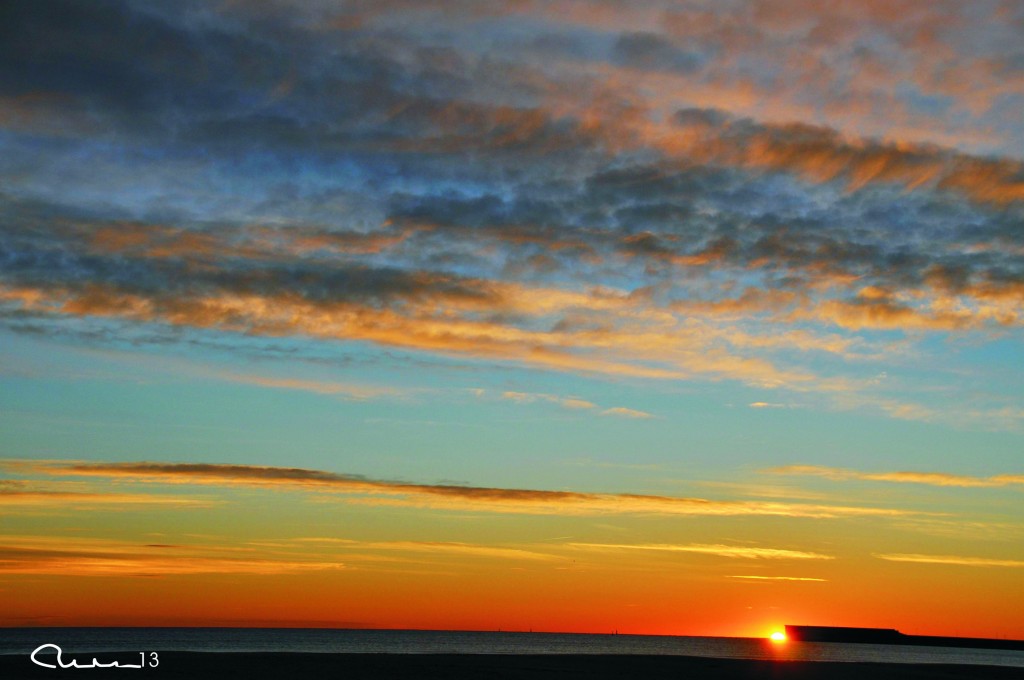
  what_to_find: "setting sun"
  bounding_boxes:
[770,632,788,643]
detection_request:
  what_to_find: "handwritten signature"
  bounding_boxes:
[31,644,159,669]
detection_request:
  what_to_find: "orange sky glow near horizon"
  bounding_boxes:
[2,462,1022,639]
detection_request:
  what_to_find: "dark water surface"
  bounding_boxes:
[2,628,1023,667]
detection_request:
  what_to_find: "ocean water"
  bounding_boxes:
[1,628,1023,668]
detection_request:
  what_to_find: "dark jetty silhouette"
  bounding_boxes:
[786,625,1024,651]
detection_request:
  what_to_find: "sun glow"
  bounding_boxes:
[770,631,787,643]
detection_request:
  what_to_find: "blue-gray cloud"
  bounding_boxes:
[0,0,1022,414]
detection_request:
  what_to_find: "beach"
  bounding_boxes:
[3,653,1023,680]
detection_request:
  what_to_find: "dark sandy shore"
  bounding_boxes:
[2,653,1022,680]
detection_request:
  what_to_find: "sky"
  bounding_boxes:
[1,0,1022,639]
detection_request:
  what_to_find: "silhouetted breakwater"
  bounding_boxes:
[786,626,1024,651]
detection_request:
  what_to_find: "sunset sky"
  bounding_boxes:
[1,1,1022,639]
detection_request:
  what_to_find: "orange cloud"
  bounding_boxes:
[0,282,818,387]
[875,553,1024,568]
[0,491,210,507]
[292,538,559,562]
[19,461,927,519]
[803,297,1017,332]
[0,478,214,509]
[12,275,1017,429]
[89,224,221,260]
[85,221,418,264]
[766,465,1024,489]
[0,535,344,576]
[568,543,834,560]
[726,575,827,582]
[652,108,1024,207]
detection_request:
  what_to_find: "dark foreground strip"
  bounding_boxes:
[2,652,1022,680]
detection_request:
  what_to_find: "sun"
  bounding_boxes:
[770,631,787,643]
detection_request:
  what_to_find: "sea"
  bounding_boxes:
[2,629,1024,668]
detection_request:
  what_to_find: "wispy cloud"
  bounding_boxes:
[213,372,418,401]
[0,478,213,509]
[0,535,343,576]
[14,461,927,519]
[726,575,827,582]
[876,553,1024,568]
[0,491,211,508]
[766,465,1024,488]
[889,518,1024,542]
[31,347,431,403]
[500,391,597,410]
[480,389,654,419]
[291,538,559,562]
[565,458,662,472]
[0,281,821,388]
[0,554,343,577]
[600,407,654,419]
[568,543,834,560]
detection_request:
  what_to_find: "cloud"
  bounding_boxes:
[0,279,822,387]
[1,0,1022,430]
[664,108,1024,206]
[887,518,1024,542]
[600,407,654,419]
[875,553,1024,568]
[292,538,558,562]
[823,394,1024,431]
[384,167,1017,333]
[16,461,927,519]
[726,575,827,582]
[0,491,210,508]
[0,478,213,509]
[5,167,1020,405]
[83,222,416,263]
[0,535,343,576]
[611,32,704,74]
[500,391,596,410]
[569,543,834,560]
[213,372,417,402]
[766,465,1024,489]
